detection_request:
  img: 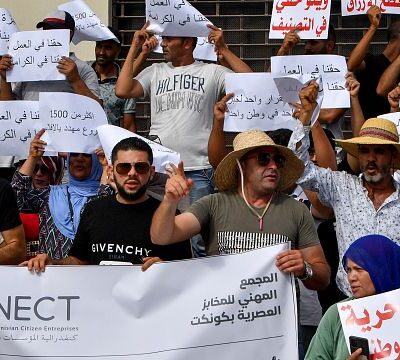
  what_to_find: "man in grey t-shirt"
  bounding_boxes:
[151,94,330,292]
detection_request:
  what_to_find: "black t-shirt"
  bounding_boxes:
[69,195,191,264]
[356,53,392,119]
[0,178,21,232]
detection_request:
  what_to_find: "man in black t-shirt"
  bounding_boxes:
[0,178,25,264]
[24,138,191,271]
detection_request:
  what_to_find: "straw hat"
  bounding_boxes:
[214,129,305,191]
[335,118,400,168]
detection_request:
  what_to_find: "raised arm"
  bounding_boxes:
[376,55,400,96]
[0,225,26,264]
[0,55,16,100]
[207,24,252,73]
[208,93,233,168]
[151,162,200,245]
[276,28,301,56]
[57,56,101,104]
[115,23,156,99]
[347,5,381,72]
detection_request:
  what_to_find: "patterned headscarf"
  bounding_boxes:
[342,234,400,294]
[41,156,65,185]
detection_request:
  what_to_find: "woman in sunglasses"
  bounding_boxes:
[14,156,65,259]
[12,129,103,260]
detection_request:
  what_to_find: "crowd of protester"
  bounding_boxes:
[1,4,400,359]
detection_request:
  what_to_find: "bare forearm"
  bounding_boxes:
[376,57,400,96]
[0,79,15,100]
[19,157,38,177]
[150,200,180,245]
[70,79,101,104]
[218,47,252,73]
[208,120,228,169]
[347,26,376,71]
[122,114,136,132]
[310,122,337,170]
[0,226,26,264]
[116,44,145,98]
[305,189,334,220]
[350,95,365,137]
[302,261,330,290]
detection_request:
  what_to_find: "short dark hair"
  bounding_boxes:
[111,137,153,164]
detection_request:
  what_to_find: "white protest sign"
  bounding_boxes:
[59,0,117,44]
[97,124,180,173]
[342,0,400,16]
[378,113,400,135]
[0,101,40,156]
[271,55,350,109]
[146,0,212,37]
[269,0,331,39]
[7,29,69,83]
[0,9,19,55]
[152,35,217,61]
[338,288,400,359]
[224,73,296,132]
[39,92,107,153]
[0,244,298,360]
[273,74,324,125]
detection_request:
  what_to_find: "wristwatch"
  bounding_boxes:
[298,261,313,281]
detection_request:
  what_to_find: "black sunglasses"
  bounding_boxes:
[244,152,286,169]
[115,162,151,175]
[34,164,49,174]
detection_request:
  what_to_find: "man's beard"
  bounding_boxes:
[361,162,391,184]
[115,178,149,201]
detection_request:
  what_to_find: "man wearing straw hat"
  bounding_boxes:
[151,95,330,291]
[289,80,400,296]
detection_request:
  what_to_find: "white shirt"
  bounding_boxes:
[289,120,400,295]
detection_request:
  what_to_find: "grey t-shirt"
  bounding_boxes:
[13,53,100,100]
[135,61,232,170]
[187,190,320,255]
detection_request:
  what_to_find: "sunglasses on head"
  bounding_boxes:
[244,152,286,169]
[115,162,151,175]
[70,153,92,158]
[34,164,49,174]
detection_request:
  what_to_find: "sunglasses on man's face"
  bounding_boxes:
[34,164,49,174]
[244,152,286,169]
[115,162,151,175]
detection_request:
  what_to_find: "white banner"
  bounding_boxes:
[224,73,296,132]
[342,0,400,16]
[59,0,117,44]
[338,288,400,359]
[269,0,331,39]
[0,245,298,360]
[146,0,212,37]
[271,54,350,109]
[7,29,69,83]
[0,8,19,55]
[97,124,180,173]
[0,101,40,156]
[152,35,217,62]
[39,92,107,153]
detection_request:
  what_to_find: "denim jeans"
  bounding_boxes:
[184,168,214,257]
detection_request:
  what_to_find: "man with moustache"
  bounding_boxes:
[289,80,400,296]
[25,137,191,271]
